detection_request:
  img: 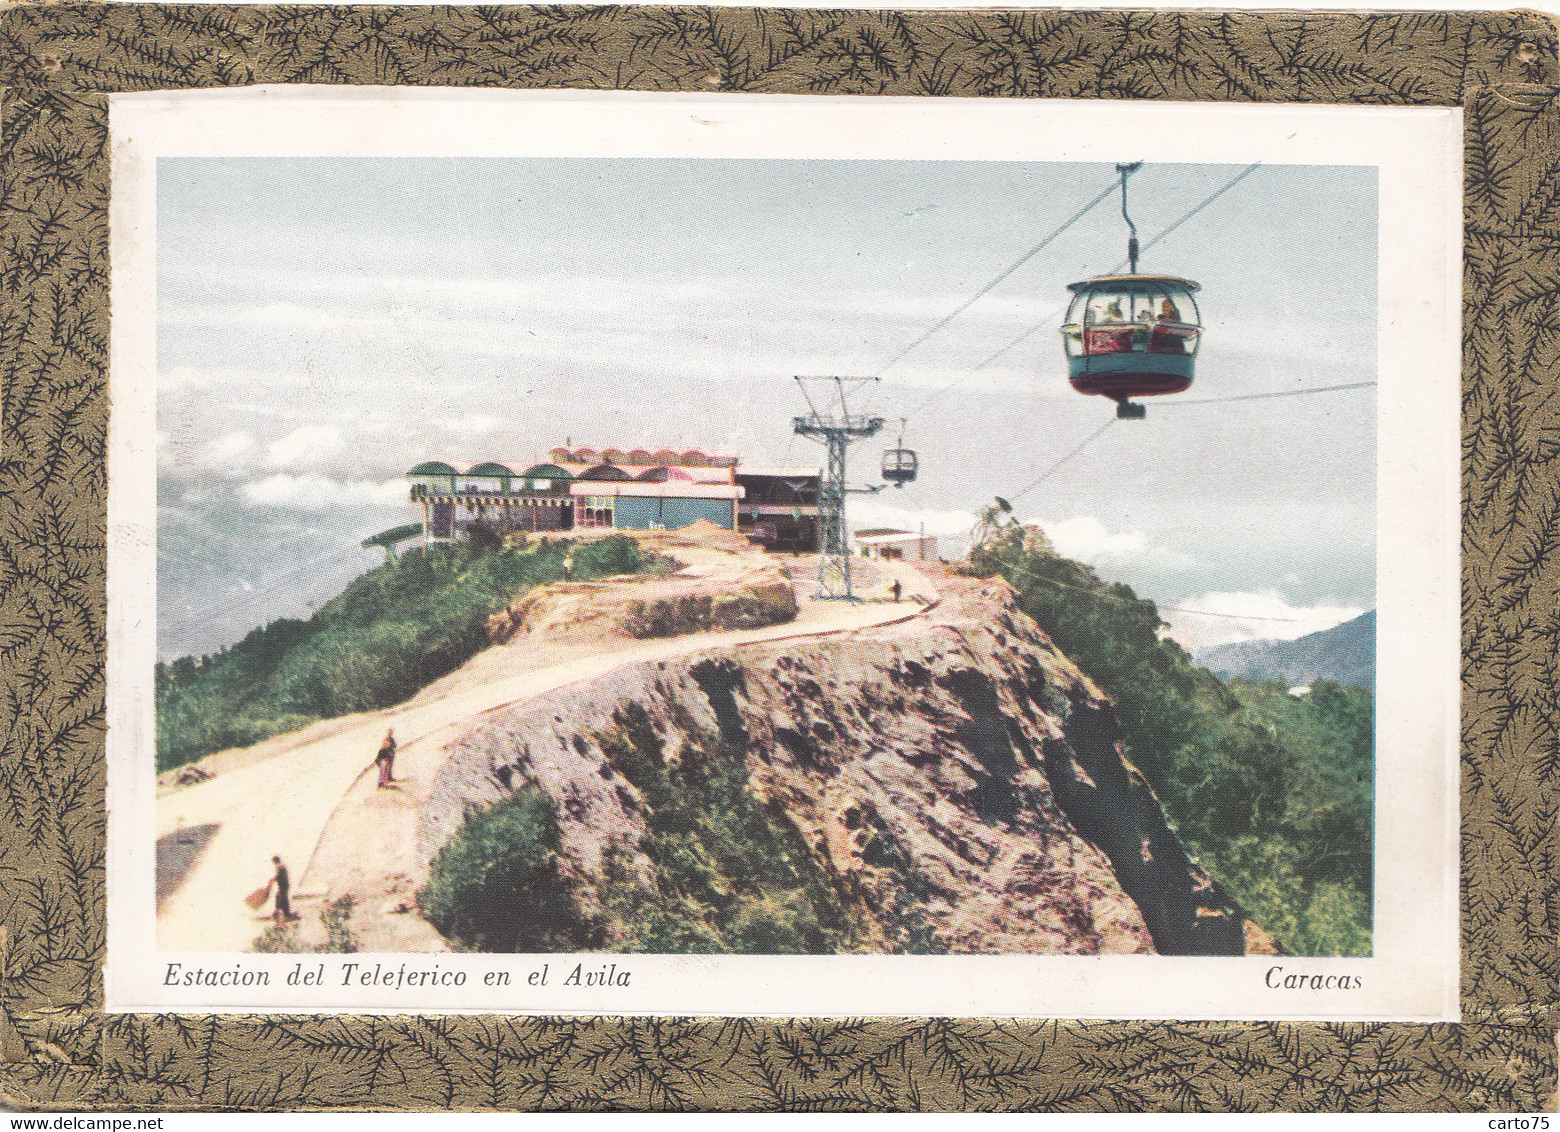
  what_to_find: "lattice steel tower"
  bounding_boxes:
[792,376,884,600]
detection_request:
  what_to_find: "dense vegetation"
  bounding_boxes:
[592,703,854,953]
[418,703,856,954]
[156,536,644,772]
[251,895,360,954]
[419,789,584,952]
[966,507,1373,955]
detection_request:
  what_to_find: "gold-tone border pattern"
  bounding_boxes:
[0,7,1556,98]
[0,5,1554,1111]
[1461,83,1558,1034]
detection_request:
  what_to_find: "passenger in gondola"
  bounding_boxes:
[1132,306,1155,350]
[1091,299,1134,355]
[1151,297,1186,354]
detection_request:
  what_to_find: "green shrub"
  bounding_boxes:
[320,894,360,954]
[157,536,645,771]
[418,789,582,952]
[622,591,795,639]
[251,895,359,953]
[250,924,310,954]
[727,893,831,954]
[965,503,1373,955]
[593,704,853,954]
[622,596,713,638]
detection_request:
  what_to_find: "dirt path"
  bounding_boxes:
[156,535,936,953]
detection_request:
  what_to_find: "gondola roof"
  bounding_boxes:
[1067,273,1200,295]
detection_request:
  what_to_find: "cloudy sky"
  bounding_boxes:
[156,156,1375,660]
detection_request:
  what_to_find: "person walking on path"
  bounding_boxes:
[374,729,397,788]
[563,551,574,581]
[891,579,902,603]
[267,856,298,924]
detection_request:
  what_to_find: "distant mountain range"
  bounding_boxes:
[1192,610,1375,690]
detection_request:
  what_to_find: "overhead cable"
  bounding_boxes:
[875,177,1121,378]
[1130,161,1262,265]
[991,547,1356,624]
[997,377,1369,522]
[903,162,1265,419]
[1006,418,1116,504]
[1159,604,1333,624]
[1156,381,1377,407]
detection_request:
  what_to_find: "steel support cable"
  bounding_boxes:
[991,379,1371,610]
[1153,380,1377,406]
[903,162,1265,419]
[1159,604,1330,624]
[983,354,1369,625]
[871,178,1121,382]
[162,513,403,631]
[1007,418,1116,504]
[1129,161,1262,266]
[995,563,1336,623]
[165,540,371,631]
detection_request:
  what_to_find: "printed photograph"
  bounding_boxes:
[151,155,1376,960]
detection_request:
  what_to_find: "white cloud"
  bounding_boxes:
[268,425,345,469]
[432,413,505,435]
[165,265,1015,332]
[1038,515,1144,559]
[159,365,209,390]
[202,430,256,469]
[160,265,1048,395]
[1159,590,1365,652]
[158,429,259,478]
[240,474,407,511]
[1029,515,1198,571]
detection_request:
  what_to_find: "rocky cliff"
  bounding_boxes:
[417,571,1276,955]
[484,524,799,646]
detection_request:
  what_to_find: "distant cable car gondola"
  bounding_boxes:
[881,419,918,487]
[1061,163,1202,419]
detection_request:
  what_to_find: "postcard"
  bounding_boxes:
[104,89,1460,1020]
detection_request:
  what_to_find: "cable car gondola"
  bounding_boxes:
[881,420,918,487]
[1061,164,1203,419]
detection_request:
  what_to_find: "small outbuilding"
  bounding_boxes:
[855,528,939,561]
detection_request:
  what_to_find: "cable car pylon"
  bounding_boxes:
[792,376,884,600]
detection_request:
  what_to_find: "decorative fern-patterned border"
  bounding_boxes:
[0,4,1554,1111]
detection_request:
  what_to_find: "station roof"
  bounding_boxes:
[636,466,695,483]
[518,463,574,480]
[408,460,457,476]
[577,464,635,482]
[551,445,739,467]
[736,467,822,479]
[571,482,745,500]
[466,462,514,476]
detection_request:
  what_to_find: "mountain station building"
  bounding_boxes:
[408,445,821,552]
